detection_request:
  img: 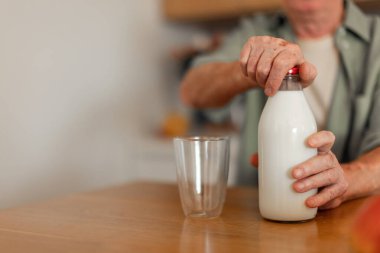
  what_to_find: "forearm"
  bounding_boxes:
[180,61,256,108]
[342,147,380,202]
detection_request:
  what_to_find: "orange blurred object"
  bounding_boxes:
[250,153,259,168]
[351,196,380,253]
[161,112,189,137]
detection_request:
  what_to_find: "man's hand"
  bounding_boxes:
[250,131,349,210]
[292,131,348,209]
[180,36,317,108]
[239,36,317,96]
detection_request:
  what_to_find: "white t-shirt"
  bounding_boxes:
[298,36,339,130]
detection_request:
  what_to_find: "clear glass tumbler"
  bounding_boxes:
[173,136,230,218]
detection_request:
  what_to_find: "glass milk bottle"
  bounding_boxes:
[258,67,317,222]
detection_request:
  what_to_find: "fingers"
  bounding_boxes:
[307,131,336,154]
[239,36,312,96]
[305,181,348,208]
[319,198,343,210]
[255,47,285,88]
[292,151,337,180]
[290,139,348,209]
[265,50,300,96]
[264,57,315,96]
[299,61,317,87]
[247,47,264,83]
[240,42,252,77]
[293,167,340,193]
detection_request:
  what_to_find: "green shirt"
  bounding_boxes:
[192,0,380,185]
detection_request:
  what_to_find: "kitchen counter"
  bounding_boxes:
[0,181,370,252]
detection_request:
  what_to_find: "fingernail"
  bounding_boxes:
[294,169,303,178]
[297,183,304,190]
[306,199,317,208]
[264,87,272,96]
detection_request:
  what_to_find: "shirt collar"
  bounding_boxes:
[343,0,371,42]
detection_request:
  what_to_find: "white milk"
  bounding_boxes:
[258,90,317,221]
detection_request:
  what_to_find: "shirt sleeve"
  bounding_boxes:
[190,16,261,123]
[359,78,380,155]
[191,15,261,67]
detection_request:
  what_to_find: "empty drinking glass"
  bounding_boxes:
[173,136,230,218]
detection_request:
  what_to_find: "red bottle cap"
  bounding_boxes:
[287,66,299,75]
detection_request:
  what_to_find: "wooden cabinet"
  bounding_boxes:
[163,0,282,22]
[163,0,380,22]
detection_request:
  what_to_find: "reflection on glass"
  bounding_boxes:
[258,218,318,252]
[179,218,227,253]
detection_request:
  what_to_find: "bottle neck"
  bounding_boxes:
[279,75,302,91]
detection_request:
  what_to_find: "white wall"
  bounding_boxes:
[0,0,201,208]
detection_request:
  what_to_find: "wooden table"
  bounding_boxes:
[0,181,370,253]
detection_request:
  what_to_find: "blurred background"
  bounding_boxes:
[0,0,379,209]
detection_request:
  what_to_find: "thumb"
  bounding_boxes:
[299,61,317,88]
[250,153,259,168]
